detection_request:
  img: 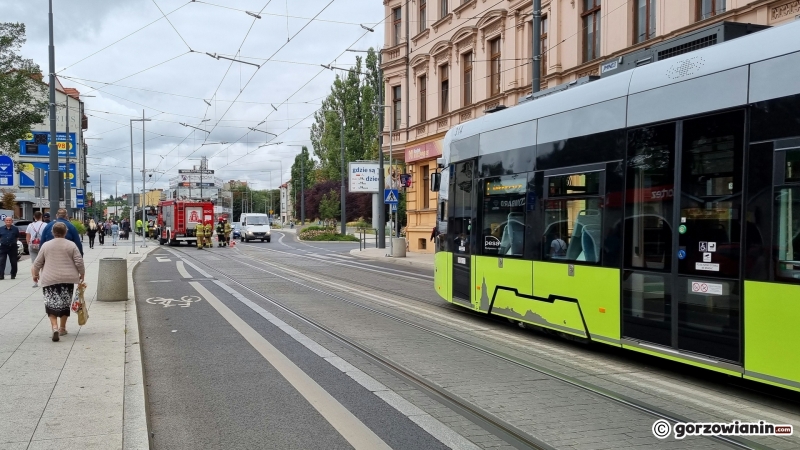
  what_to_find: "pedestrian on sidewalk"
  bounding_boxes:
[26,211,46,286]
[0,216,20,280]
[111,221,120,246]
[98,220,105,246]
[31,222,85,342]
[40,209,84,257]
[104,220,111,237]
[87,219,98,249]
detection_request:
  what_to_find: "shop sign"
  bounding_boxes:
[405,141,442,163]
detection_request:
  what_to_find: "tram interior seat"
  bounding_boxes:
[567,210,601,262]
[582,224,602,263]
[499,213,525,256]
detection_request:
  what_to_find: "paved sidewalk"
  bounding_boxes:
[0,238,156,450]
[349,247,434,270]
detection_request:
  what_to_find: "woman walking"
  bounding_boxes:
[31,222,85,342]
[111,221,120,246]
[87,219,98,249]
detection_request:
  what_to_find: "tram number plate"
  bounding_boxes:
[457,257,466,264]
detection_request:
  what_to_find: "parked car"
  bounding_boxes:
[232,222,241,239]
[17,239,24,258]
[14,220,31,255]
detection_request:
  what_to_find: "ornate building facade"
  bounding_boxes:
[381,0,800,253]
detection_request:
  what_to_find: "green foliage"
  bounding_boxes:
[70,220,86,236]
[290,146,316,193]
[230,186,281,221]
[318,189,340,222]
[0,23,47,155]
[310,48,381,181]
[299,228,359,241]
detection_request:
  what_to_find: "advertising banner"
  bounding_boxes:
[18,162,77,187]
[404,140,442,163]
[348,162,379,193]
[18,132,77,158]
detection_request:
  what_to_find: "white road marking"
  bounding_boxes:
[176,260,191,279]
[209,279,481,450]
[156,256,172,262]
[189,281,393,450]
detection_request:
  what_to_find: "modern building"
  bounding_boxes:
[7,77,88,219]
[139,189,164,208]
[381,0,799,252]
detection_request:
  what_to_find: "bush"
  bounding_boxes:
[70,220,86,236]
[348,220,371,229]
[299,227,359,241]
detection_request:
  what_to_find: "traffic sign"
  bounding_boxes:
[384,189,399,204]
[0,155,12,186]
[390,204,397,212]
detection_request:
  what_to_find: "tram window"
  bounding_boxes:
[786,150,800,183]
[482,176,526,257]
[625,123,675,271]
[544,197,603,263]
[775,186,800,282]
[451,161,474,254]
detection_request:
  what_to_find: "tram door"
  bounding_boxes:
[623,110,745,364]
[450,160,476,303]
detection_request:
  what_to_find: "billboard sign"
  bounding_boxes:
[404,140,442,163]
[348,162,379,193]
[178,169,214,174]
[18,162,77,187]
[18,132,77,158]
[0,155,13,186]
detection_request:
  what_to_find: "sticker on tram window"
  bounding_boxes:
[459,246,466,252]
[457,257,466,264]
[703,252,712,262]
[690,281,724,296]
[695,263,719,272]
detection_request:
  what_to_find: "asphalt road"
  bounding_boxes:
[134,245,449,450]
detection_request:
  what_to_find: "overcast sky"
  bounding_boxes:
[2,0,385,198]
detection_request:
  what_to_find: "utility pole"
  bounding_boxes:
[141,109,147,247]
[340,111,346,234]
[65,94,71,217]
[377,53,385,249]
[47,0,59,215]
[99,174,102,220]
[532,0,542,94]
[130,114,150,254]
[300,156,305,225]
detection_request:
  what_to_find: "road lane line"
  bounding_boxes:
[176,260,191,279]
[188,281,392,450]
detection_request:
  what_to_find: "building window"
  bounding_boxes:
[635,0,656,43]
[440,0,448,18]
[419,0,427,34]
[463,52,473,106]
[489,37,501,96]
[419,75,427,123]
[393,7,402,46]
[582,0,601,62]
[540,15,548,76]
[440,64,449,114]
[393,85,402,130]
[422,165,430,209]
[698,0,725,20]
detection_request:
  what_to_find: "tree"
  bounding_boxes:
[318,190,340,227]
[0,23,47,155]
[310,48,381,181]
[1,190,15,210]
[290,146,316,195]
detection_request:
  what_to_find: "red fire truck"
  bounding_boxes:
[157,200,214,246]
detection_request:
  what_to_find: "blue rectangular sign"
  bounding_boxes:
[19,162,77,188]
[76,188,85,208]
[19,132,77,158]
[0,155,12,187]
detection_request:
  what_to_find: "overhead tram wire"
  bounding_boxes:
[151,0,193,51]
[192,0,372,27]
[76,51,193,97]
[56,1,191,73]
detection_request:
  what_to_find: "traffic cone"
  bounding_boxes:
[230,239,236,248]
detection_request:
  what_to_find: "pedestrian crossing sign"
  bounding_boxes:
[384,189,399,204]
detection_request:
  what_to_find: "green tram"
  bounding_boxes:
[432,21,800,392]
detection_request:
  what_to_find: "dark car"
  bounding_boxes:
[14,220,31,255]
[232,222,242,239]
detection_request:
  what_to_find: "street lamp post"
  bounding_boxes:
[130,112,150,254]
[47,0,59,215]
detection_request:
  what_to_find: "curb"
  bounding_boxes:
[348,248,434,270]
[123,244,157,450]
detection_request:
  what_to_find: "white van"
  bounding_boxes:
[239,213,271,242]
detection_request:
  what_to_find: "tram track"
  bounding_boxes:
[170,246,768,450]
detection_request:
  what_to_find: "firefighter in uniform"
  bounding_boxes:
[223,219,232,247]
[195,222,205,249]
[216,218,225,247]
[204,220,213,248]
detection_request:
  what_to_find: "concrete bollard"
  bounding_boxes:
[391,238,406,257]
[97,257,128,301]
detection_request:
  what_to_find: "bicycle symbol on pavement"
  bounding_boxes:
[145,296,202,308]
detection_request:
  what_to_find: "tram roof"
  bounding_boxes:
[442,19,800,165]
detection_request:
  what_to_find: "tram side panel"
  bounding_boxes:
[434,251,452,302]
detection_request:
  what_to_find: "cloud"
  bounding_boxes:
[2,0,384,196]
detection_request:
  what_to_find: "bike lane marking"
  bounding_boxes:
[176,260,192,279]
[188,281,392,450]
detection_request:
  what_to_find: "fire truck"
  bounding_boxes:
[157,200,214,246]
